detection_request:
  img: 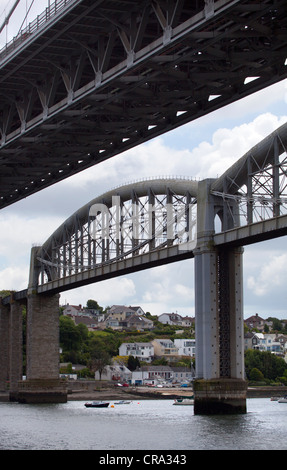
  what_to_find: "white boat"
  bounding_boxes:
[114,400,132,405]
[173,396,194,405]
[278,396,287,403]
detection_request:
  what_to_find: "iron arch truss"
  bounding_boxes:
[36,176,198,293]
[211,121,287,230]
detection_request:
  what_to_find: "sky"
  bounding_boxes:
[0,1,286,319]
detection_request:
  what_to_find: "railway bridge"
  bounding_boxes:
[0,0,287,413]
[1,123,287,412]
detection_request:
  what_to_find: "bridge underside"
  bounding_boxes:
[0,0,286,209]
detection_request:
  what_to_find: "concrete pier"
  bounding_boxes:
[194,180,247,414]
[193,379,247,414]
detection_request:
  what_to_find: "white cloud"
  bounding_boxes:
[0,266,28,291]
[61,277,136,308]
[247,253,287,297]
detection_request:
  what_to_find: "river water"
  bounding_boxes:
[0,398,286,451]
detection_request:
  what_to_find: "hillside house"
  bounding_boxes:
[151,339,179,361]
[244,313,265,331]
[131,365,173,385]
[174,339,196,357]
[158,313,194,327]
[94,363,132,382]
[119,342,154,362]
[131,365,194,385]
[171,366,195,383]
[158,313,183,325]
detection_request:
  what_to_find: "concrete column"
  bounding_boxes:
[9,300,23,400]
[0,300,10,392]
[194,179,219,380]
[227,247,245,380]
[193,179,246,414]
[194,246,219,379]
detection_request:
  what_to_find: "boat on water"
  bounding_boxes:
[84,401,110,408]
[173,396,194,405]
[114,400,132,405]
[278,396,287,403]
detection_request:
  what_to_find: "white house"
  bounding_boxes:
[131,366,173,385]
[158,313,183,325]
[174,339,196,357]
[130,365,194,385]
[63,304,83,316]
[119,342,154,362]
[247,333,283,355]
[94,363,132,382]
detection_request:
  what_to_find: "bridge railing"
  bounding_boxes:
[0,0,79,62]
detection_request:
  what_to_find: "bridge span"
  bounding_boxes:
[0,123,286,412]
[0,0,286,210]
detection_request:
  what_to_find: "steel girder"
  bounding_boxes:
[0,0,286,209]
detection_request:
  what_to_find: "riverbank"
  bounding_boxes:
[67,385,287,401]
[1,384,286,402]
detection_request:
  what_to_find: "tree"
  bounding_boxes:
[89,348,111,380]
[245,349,287,381]
[86,299,103,313]
[59,315,82,351]
[127,355,140,371]
[249,367,264,382]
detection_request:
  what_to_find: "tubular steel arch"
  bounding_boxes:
[211,121,287,230]
[36,177,198,290]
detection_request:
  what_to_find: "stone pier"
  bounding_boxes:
[0,296,24,401]
[0,299,10,393]
[17,292,67,404]
[9,300,23,401]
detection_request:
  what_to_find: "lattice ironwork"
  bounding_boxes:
[218,249,231,378]
[211,126,287,230]
[37,177,197,285]
[0,0,286,209]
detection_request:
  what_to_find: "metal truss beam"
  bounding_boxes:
[0,0,286,209]
[35,176,197,292]
[214,213,287,247]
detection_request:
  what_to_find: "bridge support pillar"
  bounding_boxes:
[193,179,247,414]
[0,298,23,400]
[0,300,10,393]
[9,300,23,401]
[17,292,67,404]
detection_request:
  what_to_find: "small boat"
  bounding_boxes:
[85,401,109,408]
[173,396,194,405]
[114,400,132,405]
[270,397,280,401]
[278,396,287,403]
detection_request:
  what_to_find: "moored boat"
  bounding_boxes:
[173,396,194,405]
[85,401,110,408]
[278,396,287,403]
[114,400,132,405]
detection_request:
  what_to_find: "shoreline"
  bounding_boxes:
[1,384,286,402]
[67,384,287,401]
